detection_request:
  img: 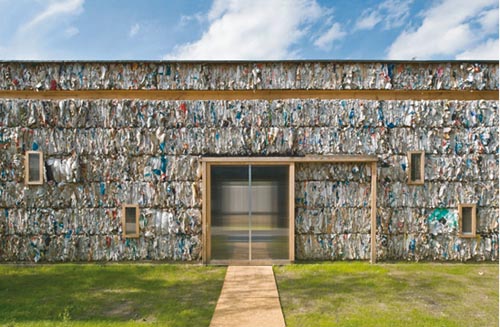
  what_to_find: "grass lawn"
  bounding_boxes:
[274,262,498,327]
[0,264,226,327]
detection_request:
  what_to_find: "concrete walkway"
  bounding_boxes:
[209,266,286,327]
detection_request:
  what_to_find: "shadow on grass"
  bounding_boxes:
[0,264,226,327]
[274,262,499,327]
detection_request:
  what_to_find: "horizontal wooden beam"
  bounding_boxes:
[0,89,496,101]
[293,155,378,163]
[201,155,378,163]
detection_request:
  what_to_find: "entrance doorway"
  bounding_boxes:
[202,155,378,264]
[208,165,291,263]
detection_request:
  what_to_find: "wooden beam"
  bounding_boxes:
[0,89,497,100]
[370,162,378,264]
[291,155,378,163]
[201,155,378,164]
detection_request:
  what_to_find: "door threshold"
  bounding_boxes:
[208,259,292,266]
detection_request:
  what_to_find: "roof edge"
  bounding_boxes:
[0,59,498,64]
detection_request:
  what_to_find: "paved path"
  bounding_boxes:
[209,266,286,327]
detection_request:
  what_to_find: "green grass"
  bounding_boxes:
[2,262,497,327]
[0,264,226,327]
[274,262,499,327]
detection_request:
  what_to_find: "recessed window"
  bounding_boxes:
[25,151,43,185]
[459,204,476,237]
[407,151,424,185]
[122,204,139,238]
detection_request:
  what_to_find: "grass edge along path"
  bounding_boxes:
[0,263,227,327]
[274,262,498,327]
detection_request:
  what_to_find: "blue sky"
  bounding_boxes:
[0,0,498,60]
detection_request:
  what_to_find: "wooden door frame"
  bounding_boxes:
[202,159,295,264]
[201,155,378,264]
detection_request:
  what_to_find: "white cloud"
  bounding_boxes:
[313,23,346,50]
[477,8,499,33]
[355,0,413,31]
[179,13,205,27]
[0,0,84,59]
[207,0,231,21]
[20,0,83,33]
[456,38,499,60]
[165,0,326,60]
[387,0,499,59]
[129,23,140,38]
[64,26,79,38]
[355,11,381,30]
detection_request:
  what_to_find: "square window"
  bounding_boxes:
[122,204,139,238]
[407,151,424,185]
[25,151,43,185]
[459,204,476,237]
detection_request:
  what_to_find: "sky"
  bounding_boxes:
[0,0,498,61]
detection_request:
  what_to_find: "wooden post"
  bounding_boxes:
[370,162,377,264]
[202,162,208,264]
[289,163,295,262]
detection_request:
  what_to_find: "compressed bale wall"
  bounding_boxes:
[1,62,497,91]
[295,163,372,260]
[0,97,497,262]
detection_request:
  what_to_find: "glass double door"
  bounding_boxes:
[210,165,289,261]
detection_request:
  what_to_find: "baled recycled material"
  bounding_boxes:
[0,61,497,91]
[0,62,498,263]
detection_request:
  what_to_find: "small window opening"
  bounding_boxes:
[25,151,43,185]
[122,204,139,238]
[459,204,476,237]
[407,151,424,185]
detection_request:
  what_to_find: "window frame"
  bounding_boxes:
[24,151,44,185]
[458,203,476,238]
[122,204,140,238]
[407,151,425,185]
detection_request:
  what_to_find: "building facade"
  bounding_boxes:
[0,61,498,263]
